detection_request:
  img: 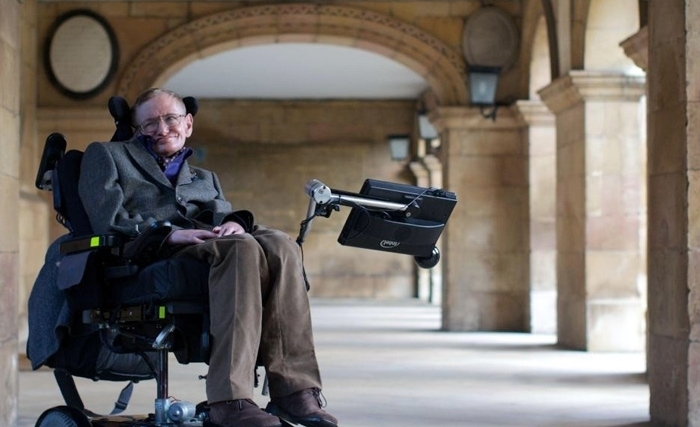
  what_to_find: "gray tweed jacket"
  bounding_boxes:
[78,136,253,236]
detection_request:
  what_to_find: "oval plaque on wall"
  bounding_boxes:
[462,6,520,71]
[45,10,119,99]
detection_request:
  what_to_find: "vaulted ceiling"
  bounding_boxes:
[164,42,430,100]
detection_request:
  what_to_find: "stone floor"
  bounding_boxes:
[18,299,650,427]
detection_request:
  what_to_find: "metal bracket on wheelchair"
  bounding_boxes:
[297,179,442,268]
[153,323,176,350]
[298,179,405,244]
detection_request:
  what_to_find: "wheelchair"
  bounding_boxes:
[29,96,229,426]
[27,95,456,427]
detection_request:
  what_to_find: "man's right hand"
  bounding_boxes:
[166,229,218,245]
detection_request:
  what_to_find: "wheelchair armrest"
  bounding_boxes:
[59,221,172,259]
[59,234,123,255]
[122,220,173,264]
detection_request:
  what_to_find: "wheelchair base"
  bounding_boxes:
[34,405,208,427]
[33,405,300,427]
[96,416,207,427]
[92,416,203,427]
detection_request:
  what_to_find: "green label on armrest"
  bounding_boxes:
[159,306,166,319]
[90,236,100,247]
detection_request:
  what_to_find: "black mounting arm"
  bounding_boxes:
[297,179,441,269]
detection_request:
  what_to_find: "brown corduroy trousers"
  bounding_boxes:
[173,226,322,403]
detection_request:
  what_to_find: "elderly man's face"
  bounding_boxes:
[134,93,193,157]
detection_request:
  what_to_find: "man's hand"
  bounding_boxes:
[166,221,245,245]
[166,229,218,245]
[212,221,245,237]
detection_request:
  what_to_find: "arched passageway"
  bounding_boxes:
[118,3,468,106]
[115,4,467,302]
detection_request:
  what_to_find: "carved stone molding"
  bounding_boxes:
[409,161,429,180]
[538,75,584,114]
[421,154,443,174]
[620,26,648,72]
[118,3,467,105]
[514,100,554,127]
[539,71,646,115]
[433,105,527,131]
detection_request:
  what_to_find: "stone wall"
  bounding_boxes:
[18,0,45,358]
[0,0,23,425]
[647,0,692,424]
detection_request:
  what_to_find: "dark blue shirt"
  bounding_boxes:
[139,135,193,185]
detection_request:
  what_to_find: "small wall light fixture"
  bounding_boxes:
[418,112,439,141]
[468,65,501,121]
[417,110,441,155]
[387,134,411,161]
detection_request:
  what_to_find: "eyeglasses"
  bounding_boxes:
[137,113,186,134]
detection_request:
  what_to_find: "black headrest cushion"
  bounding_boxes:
[108,96,131,123]
[183,96,198,117]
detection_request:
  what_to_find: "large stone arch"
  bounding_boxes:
[117,3,467,105]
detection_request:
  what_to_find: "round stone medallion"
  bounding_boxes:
[462,7,520,71]
[45,10,119,99]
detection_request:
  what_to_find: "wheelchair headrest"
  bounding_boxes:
[108,95,199,142]
[183,97,199,117]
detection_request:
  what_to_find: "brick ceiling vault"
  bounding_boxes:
[118,3,468,105]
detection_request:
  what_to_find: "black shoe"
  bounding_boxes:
[209,399,283,427]
[266,388,338,427]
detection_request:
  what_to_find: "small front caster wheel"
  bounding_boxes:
[35,406,91,427]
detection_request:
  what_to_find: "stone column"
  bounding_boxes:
[423,155,444,305]
[0,0,22,425]
[435,106,530,331]
[410,154,444,305]
[515,100,557,334]
[409,160,432,302]
[539,71,646,351]
[647,1,697,424]
[19,0,44,366]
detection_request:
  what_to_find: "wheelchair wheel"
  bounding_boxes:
[35,406,91,427]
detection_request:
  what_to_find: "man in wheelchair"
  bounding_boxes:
[30,88,338,427]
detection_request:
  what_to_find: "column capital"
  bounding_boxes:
[409,161,429,180]
[620,26,648,72]
[430,105,527,132]
[410,155,443,180]
[514,100,554,127]
[422,154,443,174]
[538,71,646,115]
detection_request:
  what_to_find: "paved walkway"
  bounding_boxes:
[18,299,650,427]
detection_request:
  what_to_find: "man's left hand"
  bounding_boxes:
[212,221,245,237]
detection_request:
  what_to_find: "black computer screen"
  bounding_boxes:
[337,179,457,257]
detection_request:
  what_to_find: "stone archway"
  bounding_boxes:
[117,3,468,106]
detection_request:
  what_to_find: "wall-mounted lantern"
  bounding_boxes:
[468,65,501,121]
[387,134,411,161]
[461,6,519,122]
